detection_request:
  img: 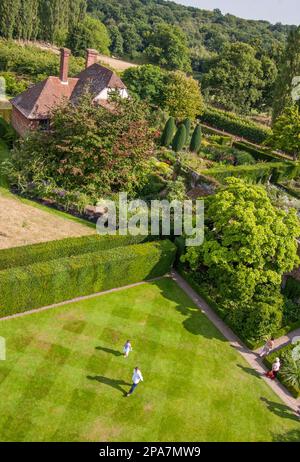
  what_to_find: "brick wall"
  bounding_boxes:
[11,106,39,137]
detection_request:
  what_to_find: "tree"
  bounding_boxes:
[267,105,300,159]
[202,42,264,113]
[0,0,21,38]
[67,14,110,56]
[164,71,204,121]
[172,124,186,152]
[108,24,124,56]
[182,178,300,303]
[6,94,155,199]
[190,125,202,153]
[272,26,300,123]
[183,118,191,145]
[145,23,191,72]
[122,65,167,107]
[161,117,176,147]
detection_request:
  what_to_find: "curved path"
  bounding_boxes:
[171,270,300,415]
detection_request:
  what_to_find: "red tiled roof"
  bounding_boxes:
[11,63,127,120]
[71,63,126,103]
[11,77,79,120]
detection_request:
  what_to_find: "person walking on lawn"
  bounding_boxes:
[126,367,143,396]
[259,338,275,358]
[123,340,133,358]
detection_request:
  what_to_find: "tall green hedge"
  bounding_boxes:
[0,240,176,317]
[172,124,186,152]
[199,161,300,185]
[201,107,271,144]
[233,141,281,163]
[0,234,149,271]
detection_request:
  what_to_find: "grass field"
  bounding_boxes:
[0,139,95,248]
[0,278,299,442]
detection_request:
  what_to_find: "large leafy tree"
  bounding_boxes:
[145,23,191,72]
[7,94,155,198]
[202,42,265,113]
[123,65,204,120]
[67,14,110,56]
[182,178,300,303]
[272,26,300,123]
[122,65,167,107]
[267,105,300,159]
[163,71,204,121]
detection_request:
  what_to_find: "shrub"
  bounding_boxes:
[233,141,281,162]
[264,343,300,398]
[183,118,191,145]
[161,117,176,147]
[172,124,186,152]
[201,106,271,144]
[0,234,150,271]
[283,276,300,300]
[282,298,300,325]
[0,117,17,147]
[199,161,300,185]
[226,301,282,342]
[234,151,256,165]
[190,125,202,153]
[0,240,176,317]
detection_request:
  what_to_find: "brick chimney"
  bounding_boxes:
[86,49,99,68]
[59,48,71,84]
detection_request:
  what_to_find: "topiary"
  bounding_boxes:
[161,117,176,147]
[172,124,186,152]
[190,124,202,152]
[183,117,191,145]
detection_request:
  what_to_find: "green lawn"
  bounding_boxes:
[0,278,299,442]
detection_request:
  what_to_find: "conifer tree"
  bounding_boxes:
[172,124,186,152]
[190,125,202,153]
[161,117,176,147]
[183,117,191,145]
[272,26,300,123]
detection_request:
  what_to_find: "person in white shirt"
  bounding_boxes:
[266,357,281,380]
[123,340,133,358]
[259,338,275,358]
[126,367,143,396]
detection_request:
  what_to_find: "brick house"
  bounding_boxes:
[11,48,128,136]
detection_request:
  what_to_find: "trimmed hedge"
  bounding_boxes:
[200,107,271,144]
[264,344,300,398]
[0,234,150,271]
[233,141,281,163]
[0,240,176,317]
[277,183,300,200]
[199,161,300,185]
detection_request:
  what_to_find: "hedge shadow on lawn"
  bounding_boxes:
[153,278,226,342]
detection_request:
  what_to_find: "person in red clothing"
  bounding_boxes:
[266,357,281,380]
